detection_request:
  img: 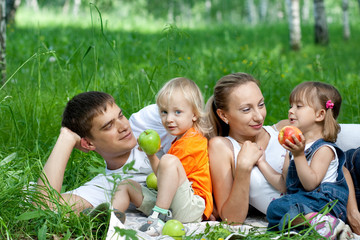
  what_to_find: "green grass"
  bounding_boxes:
[1,5,360,239]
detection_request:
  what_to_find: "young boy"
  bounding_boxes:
[37,91,157,218]
[111,78,213,236]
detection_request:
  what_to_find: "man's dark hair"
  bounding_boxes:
[62,91,115,138]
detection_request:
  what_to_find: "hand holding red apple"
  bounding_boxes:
[278,126,302,146]
[278,126,306,156]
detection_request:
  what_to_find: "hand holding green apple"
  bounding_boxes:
[138,129,161,155]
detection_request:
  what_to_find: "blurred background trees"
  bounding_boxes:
[0,0,358,82]
[4,0,359,27]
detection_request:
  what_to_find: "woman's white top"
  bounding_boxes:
[226,125,286,214]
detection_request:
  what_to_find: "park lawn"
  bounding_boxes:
[1,6,359,239]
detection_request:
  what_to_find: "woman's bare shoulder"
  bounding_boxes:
[208,136,233,160]
[209,136,231,148]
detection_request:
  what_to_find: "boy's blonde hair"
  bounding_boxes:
[156,77,209,135]
[289,81,342,142]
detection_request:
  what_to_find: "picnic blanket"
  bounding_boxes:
[105,207,359,240]
[105,208,268,240]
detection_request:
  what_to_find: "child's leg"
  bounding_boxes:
[155,154,188,210]
[112,179,143,212]
[305,212,347,239]
[169,179,205,223]
[139,154,187,236]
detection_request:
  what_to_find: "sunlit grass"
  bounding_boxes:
[1,4,360,239]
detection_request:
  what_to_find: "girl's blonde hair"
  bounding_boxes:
[205,72,260,138]
[289,81,342,142]
[156,77,210,135]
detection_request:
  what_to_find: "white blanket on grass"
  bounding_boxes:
[105,209,359,240]
[106,208,269,240]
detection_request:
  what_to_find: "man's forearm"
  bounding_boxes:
[38,128,77,193]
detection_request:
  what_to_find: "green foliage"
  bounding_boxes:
[190,222,233,239]
[1,3,360,239]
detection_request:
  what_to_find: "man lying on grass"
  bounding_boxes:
[36,91,155,221]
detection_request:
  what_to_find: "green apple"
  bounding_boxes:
[161,219,185,239]
[146,172,157,190]
[138,129,161,155]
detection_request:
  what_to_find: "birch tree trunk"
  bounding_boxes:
[73,0,81,16]
[63,0,70,14]
[205,0,211,22]
[286,0,301,50]
[313,0,329,45]
[5,0,20,24]
[342,0,350,40]
[167,0,174,23]
[0,0,6,84]
[302,0,310,22]
[246,0,258,25]
[26,0,39,12]
[259,0,268,21]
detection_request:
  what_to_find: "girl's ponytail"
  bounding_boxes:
[323,107,341,142]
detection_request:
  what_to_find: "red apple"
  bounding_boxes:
[278,126,302,146]
[146,172,157,190]
[138,129,161,155]
[161,219,186,239]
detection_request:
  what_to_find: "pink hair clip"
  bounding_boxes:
[326,100,334,109]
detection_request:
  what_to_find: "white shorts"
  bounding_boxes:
[137,179,205,223]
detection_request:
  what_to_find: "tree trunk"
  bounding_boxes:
[259,0,268,21]
[205,0,211,22]
[26,0,39,12]
[5,0,20,24]
[286,0,301,50]
[342,0,350,40]
[167,0,174,23]
[246,0,258,25]
[313,0,329,45]
[63,0,70,14]
[0,0,6,84]
[73,0,81,16]
[302,0,310,22]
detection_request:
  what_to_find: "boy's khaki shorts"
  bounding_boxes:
[137,179,205,223]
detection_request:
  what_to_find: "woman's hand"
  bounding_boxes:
[237,141,263,171]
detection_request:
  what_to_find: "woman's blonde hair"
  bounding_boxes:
[289,81,342,142]
[156,77,210,135]
[205,72,260,138]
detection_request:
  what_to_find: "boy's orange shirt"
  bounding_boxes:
[168,127,213,220]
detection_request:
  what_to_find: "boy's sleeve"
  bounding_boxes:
[129,104,175,154]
